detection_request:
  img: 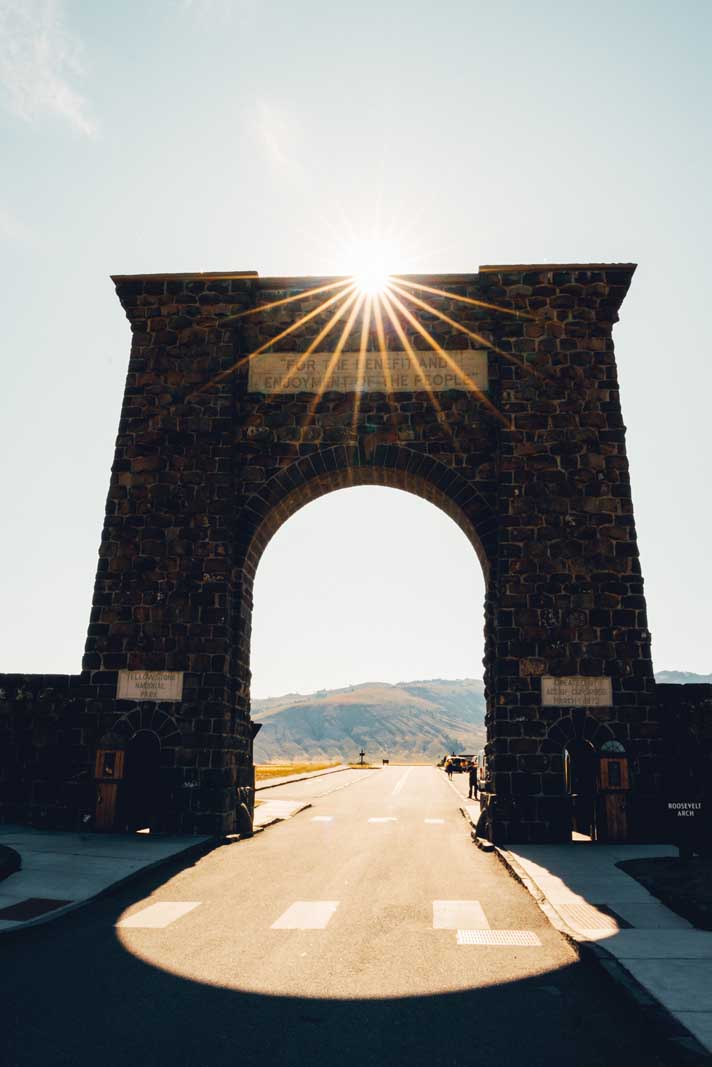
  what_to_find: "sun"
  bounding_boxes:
[354,265,390,295]
[345,237,397,295]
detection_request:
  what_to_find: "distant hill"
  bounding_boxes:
[654,671,712,685]
[251,670,712,763]
[252,678,486,763]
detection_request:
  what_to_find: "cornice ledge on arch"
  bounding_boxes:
[236,445,496,581]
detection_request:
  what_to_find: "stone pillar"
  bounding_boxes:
[477,264,656,843]
[83,272,258,833]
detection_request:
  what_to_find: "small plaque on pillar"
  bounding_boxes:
[117,670,184,702]
[541,675,612,707]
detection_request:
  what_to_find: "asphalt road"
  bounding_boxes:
[2,767,677,1067]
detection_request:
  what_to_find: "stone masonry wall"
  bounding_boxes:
[0,264,663,842]
[0,675,88,827]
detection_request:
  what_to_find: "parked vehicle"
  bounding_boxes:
[445,755,470,774]
[476,748,488,791]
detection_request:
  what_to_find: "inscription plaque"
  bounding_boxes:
[248,348,488,395]
[541,675,612,707]
[117,670,184,702]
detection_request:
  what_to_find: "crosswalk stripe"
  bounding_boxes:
[368,817,398,823]
[310,815,334,822]
[271,901,339,929]
[117,902,200,929]
[433,900,489,929]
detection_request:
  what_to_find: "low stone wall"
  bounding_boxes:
[657,682,712,776]
[2,678,711,839]
[0,674,250,835]
[657,682,712,735]
[0,675,92,829]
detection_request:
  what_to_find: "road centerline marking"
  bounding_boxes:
[310,816,334,822]
[117,901,201,929]
[391,768,412,796]
[271,901,339,930]
[368,817,398,823]
[433,900,489,929]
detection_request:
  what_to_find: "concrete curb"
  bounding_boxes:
[494,845,712,1064]
[0,844,21,882]
[457,805,494,850]
[0,835,217,937]
[453,790,492,851]
[255,764,356,791]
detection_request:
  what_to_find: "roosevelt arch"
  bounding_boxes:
[0,264,666,846]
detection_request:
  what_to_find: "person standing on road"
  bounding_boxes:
[446,760,454,781]
[468,760,478,800]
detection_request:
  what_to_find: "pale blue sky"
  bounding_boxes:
[0,1,710,695]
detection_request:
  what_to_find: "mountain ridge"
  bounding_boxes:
[654,671,712,685]
[252,678,485,762]
[252,671,711,763]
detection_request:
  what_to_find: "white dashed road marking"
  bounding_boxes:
[117,902,201,929]
[424,818,445,824]
[254,800,304,823]
[457,930,542,946]
[311,816,334,822]
[368,817,398,823]
[391,769,412,795]
[271,901,339,930]
[433,900,489,929]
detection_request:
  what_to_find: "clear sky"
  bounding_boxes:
[0,1,710,695]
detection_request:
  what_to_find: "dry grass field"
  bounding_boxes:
[254,762,341,782]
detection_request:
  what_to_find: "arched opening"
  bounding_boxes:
[246,482,488,771]
[120,730,162,833]
[564,739,597,840]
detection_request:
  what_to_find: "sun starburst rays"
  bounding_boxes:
[186,283,357,401]
[186,266,535,432]
[299,290,367,441]
[351,294,373,434]
[383,287,510,428]
[272,286,362,397]
[379,289,455,440]
[219,277,354,324]
[372,296,394,399]
[388,280,541,380]
[389,276,536,321]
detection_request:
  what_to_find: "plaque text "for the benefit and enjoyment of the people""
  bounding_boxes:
[248,348,488,395]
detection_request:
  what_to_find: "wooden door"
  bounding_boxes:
[597,757,630,842]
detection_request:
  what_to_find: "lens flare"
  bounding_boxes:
[346,237,396,295]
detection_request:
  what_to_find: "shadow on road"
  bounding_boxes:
[0,851,684,1067]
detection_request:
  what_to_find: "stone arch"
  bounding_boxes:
[540,714,615,755]
[229,445,497,718]
[99,707,181,750]
[235,445,497,585]
[99,709,181,833]
[539,715,618,839]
